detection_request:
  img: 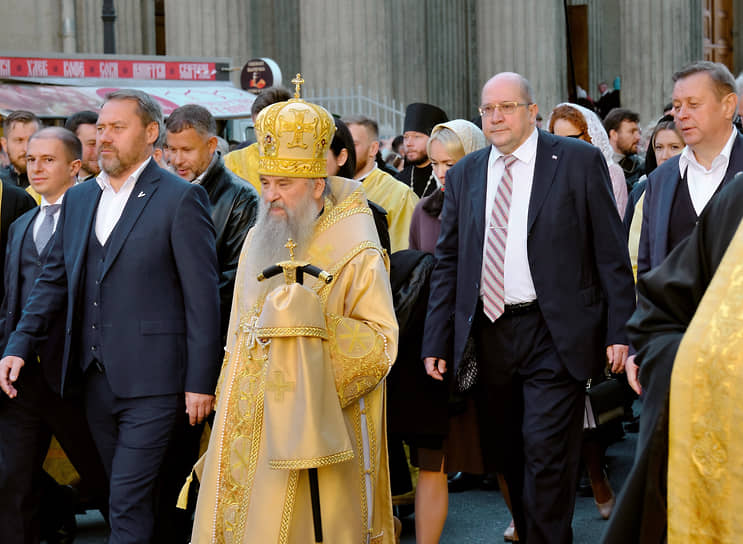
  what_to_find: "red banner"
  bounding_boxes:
[0,57,217,81]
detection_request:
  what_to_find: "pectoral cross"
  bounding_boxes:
[279,109,317,149]
[291,73,304,98]
[266,370,295,401]
[285,238,297,261]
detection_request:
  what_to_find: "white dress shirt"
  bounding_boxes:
[33,194,65,240]
[95,158,150,245]
[481,128,539,305]
[678,126,736,215]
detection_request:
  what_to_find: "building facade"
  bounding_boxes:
[0,0,739,131]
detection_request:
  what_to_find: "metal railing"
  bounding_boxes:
[304,85,404,139]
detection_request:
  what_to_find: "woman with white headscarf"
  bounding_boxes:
[409,119,487,252]
[548,103,629,217]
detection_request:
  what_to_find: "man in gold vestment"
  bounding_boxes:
[190,80,399,544]
[344,115,418,253]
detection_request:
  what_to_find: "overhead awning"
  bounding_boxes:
[0,80,256,120]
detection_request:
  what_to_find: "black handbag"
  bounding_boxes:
[455,336,478,393]
[584,372,626,428]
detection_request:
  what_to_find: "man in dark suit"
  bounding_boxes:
[422,72,635,544]
[0,90,221,544]
[0,127,108,543]
[630,61,742,393]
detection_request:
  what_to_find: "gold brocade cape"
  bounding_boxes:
[191,177,399,544]
[223,143,261,193]
[668,219,743,542]
[360,167,418,253]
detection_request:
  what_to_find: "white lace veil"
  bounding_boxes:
[547,103,616,165]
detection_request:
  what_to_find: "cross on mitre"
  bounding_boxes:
[292,73,304,99]
[279,108,317,149]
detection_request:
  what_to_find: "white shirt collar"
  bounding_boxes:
[40,193,65,210]
[679,125,737,175]
[488,127,539,168]
[96,157,151,192]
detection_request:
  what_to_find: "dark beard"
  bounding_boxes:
[411,155,429,167]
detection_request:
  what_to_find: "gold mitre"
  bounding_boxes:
[254,73,336,178]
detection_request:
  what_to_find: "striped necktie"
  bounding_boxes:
[482,154,517,322]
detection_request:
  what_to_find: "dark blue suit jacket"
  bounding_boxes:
[0,207,67,394]
[637,130,743,275]
[422,130,635,381]
[3,161,222,398]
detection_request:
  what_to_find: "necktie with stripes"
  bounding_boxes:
[481,154,517,322]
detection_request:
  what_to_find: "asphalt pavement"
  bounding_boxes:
[70,417,638,544]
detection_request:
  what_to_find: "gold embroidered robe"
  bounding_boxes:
[360,167,418,253]
[191,177,398,544]
[667,218,743,543]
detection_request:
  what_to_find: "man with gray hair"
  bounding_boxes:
[343,114,418,252]
[166,104,259,339]
[0,89,222,543]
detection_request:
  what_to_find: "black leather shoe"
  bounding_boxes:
[447,472,481,493]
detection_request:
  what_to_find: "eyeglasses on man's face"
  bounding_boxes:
[478,102,533,117]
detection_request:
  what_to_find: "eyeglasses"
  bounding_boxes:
[478,102,532,117]
[565,132,585,139]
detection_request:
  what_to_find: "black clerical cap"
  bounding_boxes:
[403,103,448,136]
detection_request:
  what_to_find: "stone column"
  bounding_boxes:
[620,0,703,127]
[75,0,103,53]
[733,1,743,76]
[114,0,144,54]
[385,0,430,113]
[476,0,567,118]
[424,0,480,119]
[586,0,621,98]
[299,0,393,113]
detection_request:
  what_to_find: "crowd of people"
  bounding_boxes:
[0,59,741,544]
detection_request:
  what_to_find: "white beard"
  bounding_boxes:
[246,190,322,297]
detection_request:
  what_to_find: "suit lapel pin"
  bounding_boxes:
[137,191,146,198]
[552,155,558,160]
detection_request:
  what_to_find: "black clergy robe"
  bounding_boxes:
[603,171,743,543]
[396,162,435,198]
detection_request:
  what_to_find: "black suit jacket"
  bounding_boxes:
[0,207,67,393]
[422,130,635,381]
[4,161,222,398]
[638,130,743,276]
[200,156,259,339]
[0,180,37,302]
